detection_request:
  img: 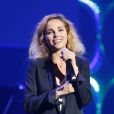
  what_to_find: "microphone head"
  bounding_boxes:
[71,76,76,80]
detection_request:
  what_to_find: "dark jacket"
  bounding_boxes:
[24,56,92,114]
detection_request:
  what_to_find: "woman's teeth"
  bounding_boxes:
[53,39,62,43]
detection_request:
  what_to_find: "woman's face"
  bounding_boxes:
[45,19,68,52]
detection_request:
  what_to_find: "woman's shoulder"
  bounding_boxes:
[76,56,89,68]
[27,57,49,66]
[76,56,88,62]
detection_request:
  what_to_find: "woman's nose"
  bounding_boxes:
[54,31,59,37]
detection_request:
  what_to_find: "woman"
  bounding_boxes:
[24,13,92,114]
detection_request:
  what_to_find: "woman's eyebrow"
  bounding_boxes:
[58,26,64,28]
[46,26,64,31]
[46,28,53,31]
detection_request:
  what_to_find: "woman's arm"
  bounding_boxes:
[24,59,56,113]
[73,58,92,107]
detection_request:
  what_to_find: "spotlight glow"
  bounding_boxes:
[18,84,24,90]
[90,77,100,92]
[78,0,100,14]
[78,0,101,70]
[90,46,100,69]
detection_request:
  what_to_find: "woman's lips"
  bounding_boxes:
[53,39,62,43]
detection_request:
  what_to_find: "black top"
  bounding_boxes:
[24,56,92,114]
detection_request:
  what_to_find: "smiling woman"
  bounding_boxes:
[45,19,68,52]
[24,13,92,114]
[29,14,85,59]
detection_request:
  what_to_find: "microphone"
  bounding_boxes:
[66,59,77,82]
[60,48,77,82]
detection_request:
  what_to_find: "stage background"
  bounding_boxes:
[0,0,114,114]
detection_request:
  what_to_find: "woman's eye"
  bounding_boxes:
[47,31,53,35]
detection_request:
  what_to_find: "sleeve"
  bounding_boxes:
[72,58,92,107]
[24,59,56,113]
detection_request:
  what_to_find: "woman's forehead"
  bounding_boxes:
[46,19,65,29]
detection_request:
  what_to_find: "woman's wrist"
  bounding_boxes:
[71,60,79,76]
[55,90,62,99]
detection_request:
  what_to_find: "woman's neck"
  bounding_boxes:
[51,50,62,63]
[51,50,66,76]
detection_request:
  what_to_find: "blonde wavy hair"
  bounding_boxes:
[29,13,85,59]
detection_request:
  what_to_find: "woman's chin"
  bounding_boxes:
[55,44,66,49]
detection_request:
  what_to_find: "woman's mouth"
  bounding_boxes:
[53,39,62,44]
